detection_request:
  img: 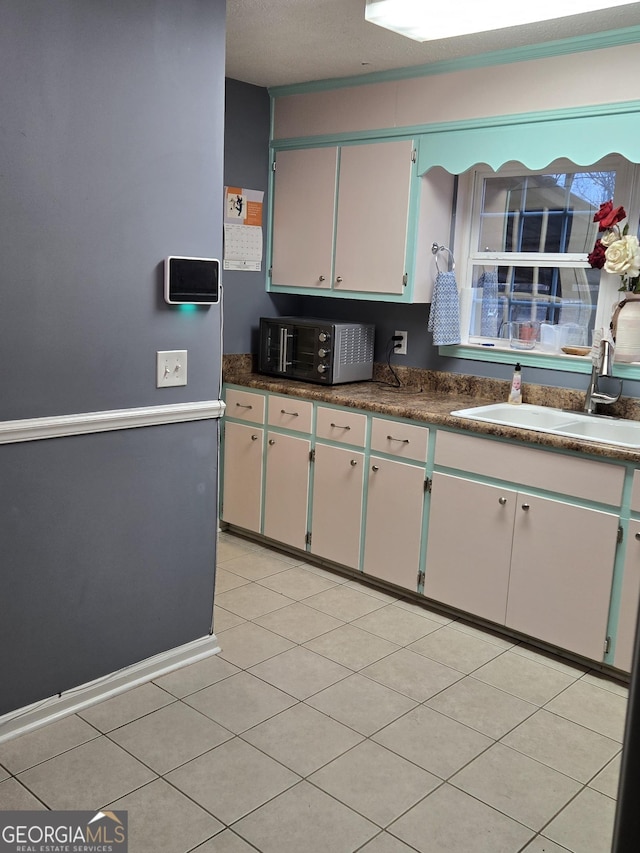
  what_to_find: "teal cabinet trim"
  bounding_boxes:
[268,25,640,98]
[271,131,418,151]
[415,101,640,176]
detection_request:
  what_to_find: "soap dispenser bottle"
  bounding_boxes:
[508,363,522,405]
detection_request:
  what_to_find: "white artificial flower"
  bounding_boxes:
[604,234,640,280]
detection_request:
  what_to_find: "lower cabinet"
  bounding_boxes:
[506,493,618,662]
[310,442,365,569]
[425,472,620,661]
[221,420,264,533]
[222,386,630,669]
[263,431,311,550]
[425,473,515,625]
[363,456,425,591]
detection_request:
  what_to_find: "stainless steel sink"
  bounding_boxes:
[452,403,640,449]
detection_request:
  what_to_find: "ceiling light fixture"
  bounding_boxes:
[364,0,639,42]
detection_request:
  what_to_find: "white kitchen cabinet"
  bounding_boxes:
[221,389,267,532]
[269,139,417,299]
[362,417,429,591]
[222,385,631,669]
[263,431,311,550]
[310,442,365,569]
[506,493,619,661]
[363,456,425,591]
[270,147,336,291]
[425,473,516,625]
[427,474,618,661]
[428,431,623,662]
[221,420,264,533]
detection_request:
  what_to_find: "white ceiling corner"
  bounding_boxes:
[225,0,640,88]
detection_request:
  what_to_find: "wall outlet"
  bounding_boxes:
[394,330,408,355]
[157,350,187,387]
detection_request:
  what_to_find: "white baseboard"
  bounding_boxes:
[0,634,220,744]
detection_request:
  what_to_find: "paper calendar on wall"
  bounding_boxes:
[223,186,264,271]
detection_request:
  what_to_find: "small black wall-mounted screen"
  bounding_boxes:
[165,256,220,304]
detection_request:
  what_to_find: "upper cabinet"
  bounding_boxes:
[270,146,336,292]
[269,139,433,302]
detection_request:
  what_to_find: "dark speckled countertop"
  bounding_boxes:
[223,356,640,464]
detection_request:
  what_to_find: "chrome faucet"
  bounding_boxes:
[584,339,623,414]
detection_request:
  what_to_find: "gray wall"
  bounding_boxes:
[1,0,223,420]
[0,0,226,716]
[223,78,303,355]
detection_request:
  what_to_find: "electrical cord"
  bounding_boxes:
[372,334,424,393]
[373,335,402,388]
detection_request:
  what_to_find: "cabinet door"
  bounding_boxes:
[507,493,618,661]
[271,147,336,290]
[311,443,364,569]
[334,140,413,295]
[221,421,263,532]
[263,431,311,550]
[425,473,516,625]
[363,456,425,591]
[614,519,640,672]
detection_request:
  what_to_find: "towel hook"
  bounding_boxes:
[431,242,455,273]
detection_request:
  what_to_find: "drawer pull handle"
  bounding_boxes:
[498,497,507,505]
[268,439,276,445]
[372,465,379,472]
[251,434,259,441]
[280,409,299,416]
[387,435,410,443]
[350,459,358,467]
[522,503,530,511]
[235,402,253,409]
[635,532,640,541]
[319,275,326,282]
[336,276,343,283]
[330,423,351,430]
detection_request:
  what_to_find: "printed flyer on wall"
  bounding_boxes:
[223,187,264,271]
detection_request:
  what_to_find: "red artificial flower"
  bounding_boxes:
[588,238,607,269]
[593,200,626,231]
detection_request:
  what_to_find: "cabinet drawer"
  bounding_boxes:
[370,418,429,462]
[267,395,313,433]
[316,406,367,446]
[434,430,624,505]
[225,389,266,424]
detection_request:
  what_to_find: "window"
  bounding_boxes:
[455,156,640,360]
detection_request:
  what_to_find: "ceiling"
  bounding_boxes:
[225,0,640,89]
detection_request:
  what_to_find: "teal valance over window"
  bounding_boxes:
[416,100,640,175]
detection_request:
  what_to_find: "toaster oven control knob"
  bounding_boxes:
[318,348,329,358]
[317,364,328,374]
[318,332,329,342]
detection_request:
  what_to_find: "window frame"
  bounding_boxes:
[445,155,640,374]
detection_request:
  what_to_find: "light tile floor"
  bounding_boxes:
[0,531,629,853]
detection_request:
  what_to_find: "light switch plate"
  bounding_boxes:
[157,350,187,387]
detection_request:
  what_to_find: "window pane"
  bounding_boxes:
[477,170,617,254]
[468,265,600,343]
